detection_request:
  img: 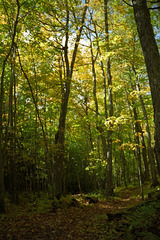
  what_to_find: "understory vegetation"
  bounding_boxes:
[0,184,160,239]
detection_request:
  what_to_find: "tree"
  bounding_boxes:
[132,65,158,185]
[104,0,114,196]
[54,0,89,198]
[0,0,20,214]
[132,0,160,180]
[0,0,159,207]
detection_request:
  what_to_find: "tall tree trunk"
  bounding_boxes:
[84,95,94,150]
[118,129,127,187]
[133,69,159,185]
[104,0,113,196]
[140,130,150,181]
[130,82,150,181]
[0,0,20,213]
[132,0,160,178]
[123,81,144,199]
[138,90,158,184]
[90,38,108,166]
[94,22,108,120]
[89,13,108,168]
[115,96,128,187]
[8,45,19,204]
[132,108,144,176]
[133,106,144,199]
[54,1,88,198]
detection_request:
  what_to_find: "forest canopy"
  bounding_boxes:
[0,0,160,214]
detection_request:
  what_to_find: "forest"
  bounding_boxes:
[0,0,160,239]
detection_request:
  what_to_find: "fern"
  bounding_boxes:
[136,232,160,240]
[128,201,160,232]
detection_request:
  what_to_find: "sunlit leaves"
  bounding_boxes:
[0,0,157,194]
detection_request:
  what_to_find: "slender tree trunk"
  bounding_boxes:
[89,13,108,167]
[0,0,20,213]
[132,0,160,178]
[85,95,94,150]
[33,58,41,193]
[123,80,144,198]
[54,1,88,198]
[94,23,108,120]
[130,82,150,181]
[18,49,50,192]
[133,108,144,176]
[121,148,127,187]
[131,65,158,185]
[118,127,127,187]
[136,80,158,185]
[90,37,108,171]
[140,130,150,181]
[104,0,113,196]
[8,46,19,204]
[115,97,127,187]
[18,51,48,154]
[90,41,99,117]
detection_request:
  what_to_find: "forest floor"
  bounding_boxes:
[0,185,160,240]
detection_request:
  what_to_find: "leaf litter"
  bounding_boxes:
[0,187,160,240]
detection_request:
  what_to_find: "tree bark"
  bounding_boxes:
[54,1,88,198]
[90,36,108,181]
[104,0,113,196]
[133,107,144,199]
[132,0,160,177]
[94,22,108,120]
[0,0,20,213]
[131,82,150,181]
[123,80,144,198]
[132,65,159,185]
[8,46,19,204]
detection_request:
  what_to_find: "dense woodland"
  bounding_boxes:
[0,0,160,219]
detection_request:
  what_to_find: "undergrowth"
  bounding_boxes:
[123,200,160,239]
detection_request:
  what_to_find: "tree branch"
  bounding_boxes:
[122,0,133,7]
[17,49,48,153]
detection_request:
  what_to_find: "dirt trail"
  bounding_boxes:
[0,188,142,240]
